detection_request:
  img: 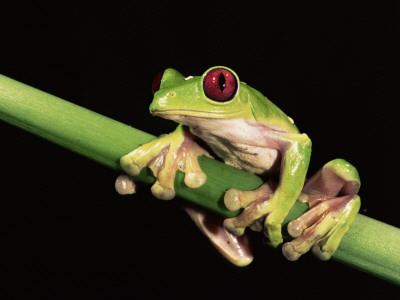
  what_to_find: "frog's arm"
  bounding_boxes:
[119,123,254,266]
[224,128,312,247]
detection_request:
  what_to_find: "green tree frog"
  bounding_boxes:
[117,67,361,266]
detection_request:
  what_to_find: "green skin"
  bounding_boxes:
[120,66,361,265]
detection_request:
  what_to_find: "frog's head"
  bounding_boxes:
[149,66,256,122]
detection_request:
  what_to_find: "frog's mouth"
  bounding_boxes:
[151,109,243,120]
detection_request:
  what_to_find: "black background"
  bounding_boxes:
[1,1,399,298]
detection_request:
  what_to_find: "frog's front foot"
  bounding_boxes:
[120,124,210,200]
[223,183,285,247]
[282,159,361,261]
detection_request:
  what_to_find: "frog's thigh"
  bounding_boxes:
[282,159,361,261]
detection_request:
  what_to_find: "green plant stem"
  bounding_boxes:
[1,74,399,285]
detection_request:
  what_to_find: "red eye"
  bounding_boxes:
[152,70,164,95]
[203,68,238,101]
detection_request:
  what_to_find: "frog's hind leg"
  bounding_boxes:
[282,159,361,261]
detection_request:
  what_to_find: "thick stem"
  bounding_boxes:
[1,74,399,285]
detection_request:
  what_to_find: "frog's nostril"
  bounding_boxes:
[152,70,164,95]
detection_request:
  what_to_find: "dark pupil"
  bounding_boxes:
[218,73,226,91]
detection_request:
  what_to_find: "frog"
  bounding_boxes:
[117,66,361,266]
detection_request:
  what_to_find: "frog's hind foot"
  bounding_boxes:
[119,124,210,200]
[283,194,360,261]
[184,204,253,267]
[282,159,361,261]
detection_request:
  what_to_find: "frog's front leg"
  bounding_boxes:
[120,124,209,200]
[118,124,254,266]
[223,132,312,248]
[282,159,361,261]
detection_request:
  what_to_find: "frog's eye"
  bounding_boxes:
[203,68,238,102]
[152,70,164,95]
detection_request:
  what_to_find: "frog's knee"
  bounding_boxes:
[324,159,360,184]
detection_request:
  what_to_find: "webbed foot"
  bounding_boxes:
[282,159,361,261]
[184,204,253,267]
[119,124,210,200]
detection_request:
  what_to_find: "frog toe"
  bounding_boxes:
[223,218,246,236]
[183,152,208,188]
[184,170,207,189]
[223,189,242,211]
[151,182,176,200]
[115,175,136,195]
[224,184,273,212]
[120,155,141,177]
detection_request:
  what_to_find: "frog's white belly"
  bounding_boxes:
[181,117,281,174]
[199,134,280,174]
